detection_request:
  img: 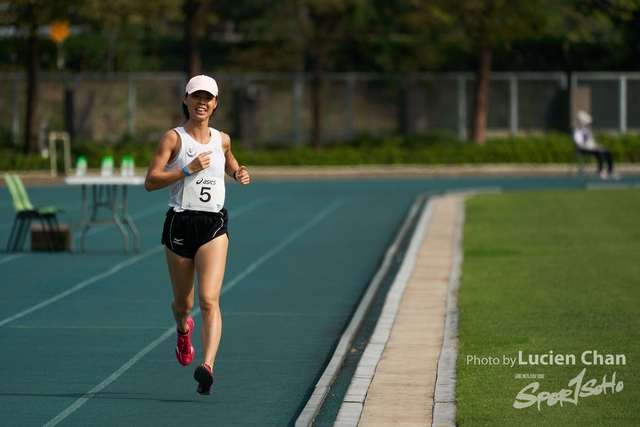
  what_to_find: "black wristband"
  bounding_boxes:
[233,170,238,181]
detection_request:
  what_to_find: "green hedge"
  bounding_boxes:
[233,133,640,166]
[1,133,640,171]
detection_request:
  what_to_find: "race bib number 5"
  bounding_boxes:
[182,173,225,212]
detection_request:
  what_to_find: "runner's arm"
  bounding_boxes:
[221,132,250,185]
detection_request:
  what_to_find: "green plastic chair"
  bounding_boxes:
[4,173,65,252]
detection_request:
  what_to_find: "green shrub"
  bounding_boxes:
[1,133,639,171]
[234,132,586,166]
[0,148,49,170]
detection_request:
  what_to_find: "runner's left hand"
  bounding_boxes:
[235,166,250,185]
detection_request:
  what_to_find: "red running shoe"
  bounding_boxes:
[175,317,195,366]
[194,363,214,395]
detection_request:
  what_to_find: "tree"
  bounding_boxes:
[393,0,569,143]
[302,0,354,150]
[181,0,227,77]
[0,0,73,154]
[437,0,553,143]
[291,0,366,149]
[23,2,42,155]
[549,0,640,70]
[227,0,363,149]
[183,0,204,76]
[372,0,449,72]
[76,0,184,72]
[431,0,640,143]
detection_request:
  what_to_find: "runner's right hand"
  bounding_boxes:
[189,151,213,173]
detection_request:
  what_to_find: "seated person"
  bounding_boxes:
[573,110,620,180]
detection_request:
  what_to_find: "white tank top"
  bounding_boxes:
[165,127,226,212]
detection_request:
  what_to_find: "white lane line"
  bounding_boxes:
[0,198,270,266]
[0,199,271,326]
[0,201,83,232]
[73,203,169,240]
[295,194,427,427]
[0,246,164,328]
[228,197,272,217]
[220,199,344,295]
[0,253,26,264]
[42,328,176,427]
[42,199,344,427]
[0,200,157,261]
[75,196,271,239]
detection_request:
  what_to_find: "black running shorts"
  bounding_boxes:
[161,208,228,259]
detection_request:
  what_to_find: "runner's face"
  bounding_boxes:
[185,91,217,120]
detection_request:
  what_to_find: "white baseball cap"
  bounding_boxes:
[185,75,218,96]
[576,110,592,125]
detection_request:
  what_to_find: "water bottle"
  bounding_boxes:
[120,156,135,177]
[120,156,129,177]
[76,156,87,177]
[128,156,135,176]
[101,156,114,177]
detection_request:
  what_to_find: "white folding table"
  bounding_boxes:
[64,175,145,253]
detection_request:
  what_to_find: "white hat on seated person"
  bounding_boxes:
[576,110,592,126]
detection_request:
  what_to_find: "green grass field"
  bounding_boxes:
[456,189,640,426]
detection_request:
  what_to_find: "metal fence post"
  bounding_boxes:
[12,77,20,145]
[509,74,518,136]
[293,74,304,146]
[457,75,467,140]
[619,74,627,135]
[127,75,136,137]
[346,73,356,142]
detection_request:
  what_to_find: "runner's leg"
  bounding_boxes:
[195,235,228,369]
[165,246,196,333]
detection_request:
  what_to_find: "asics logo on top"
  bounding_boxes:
[196,178,217,185]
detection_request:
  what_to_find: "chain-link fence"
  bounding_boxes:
[571,72,640,133]
[1,71,636,147]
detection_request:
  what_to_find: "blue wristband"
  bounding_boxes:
[182,165,191,176]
